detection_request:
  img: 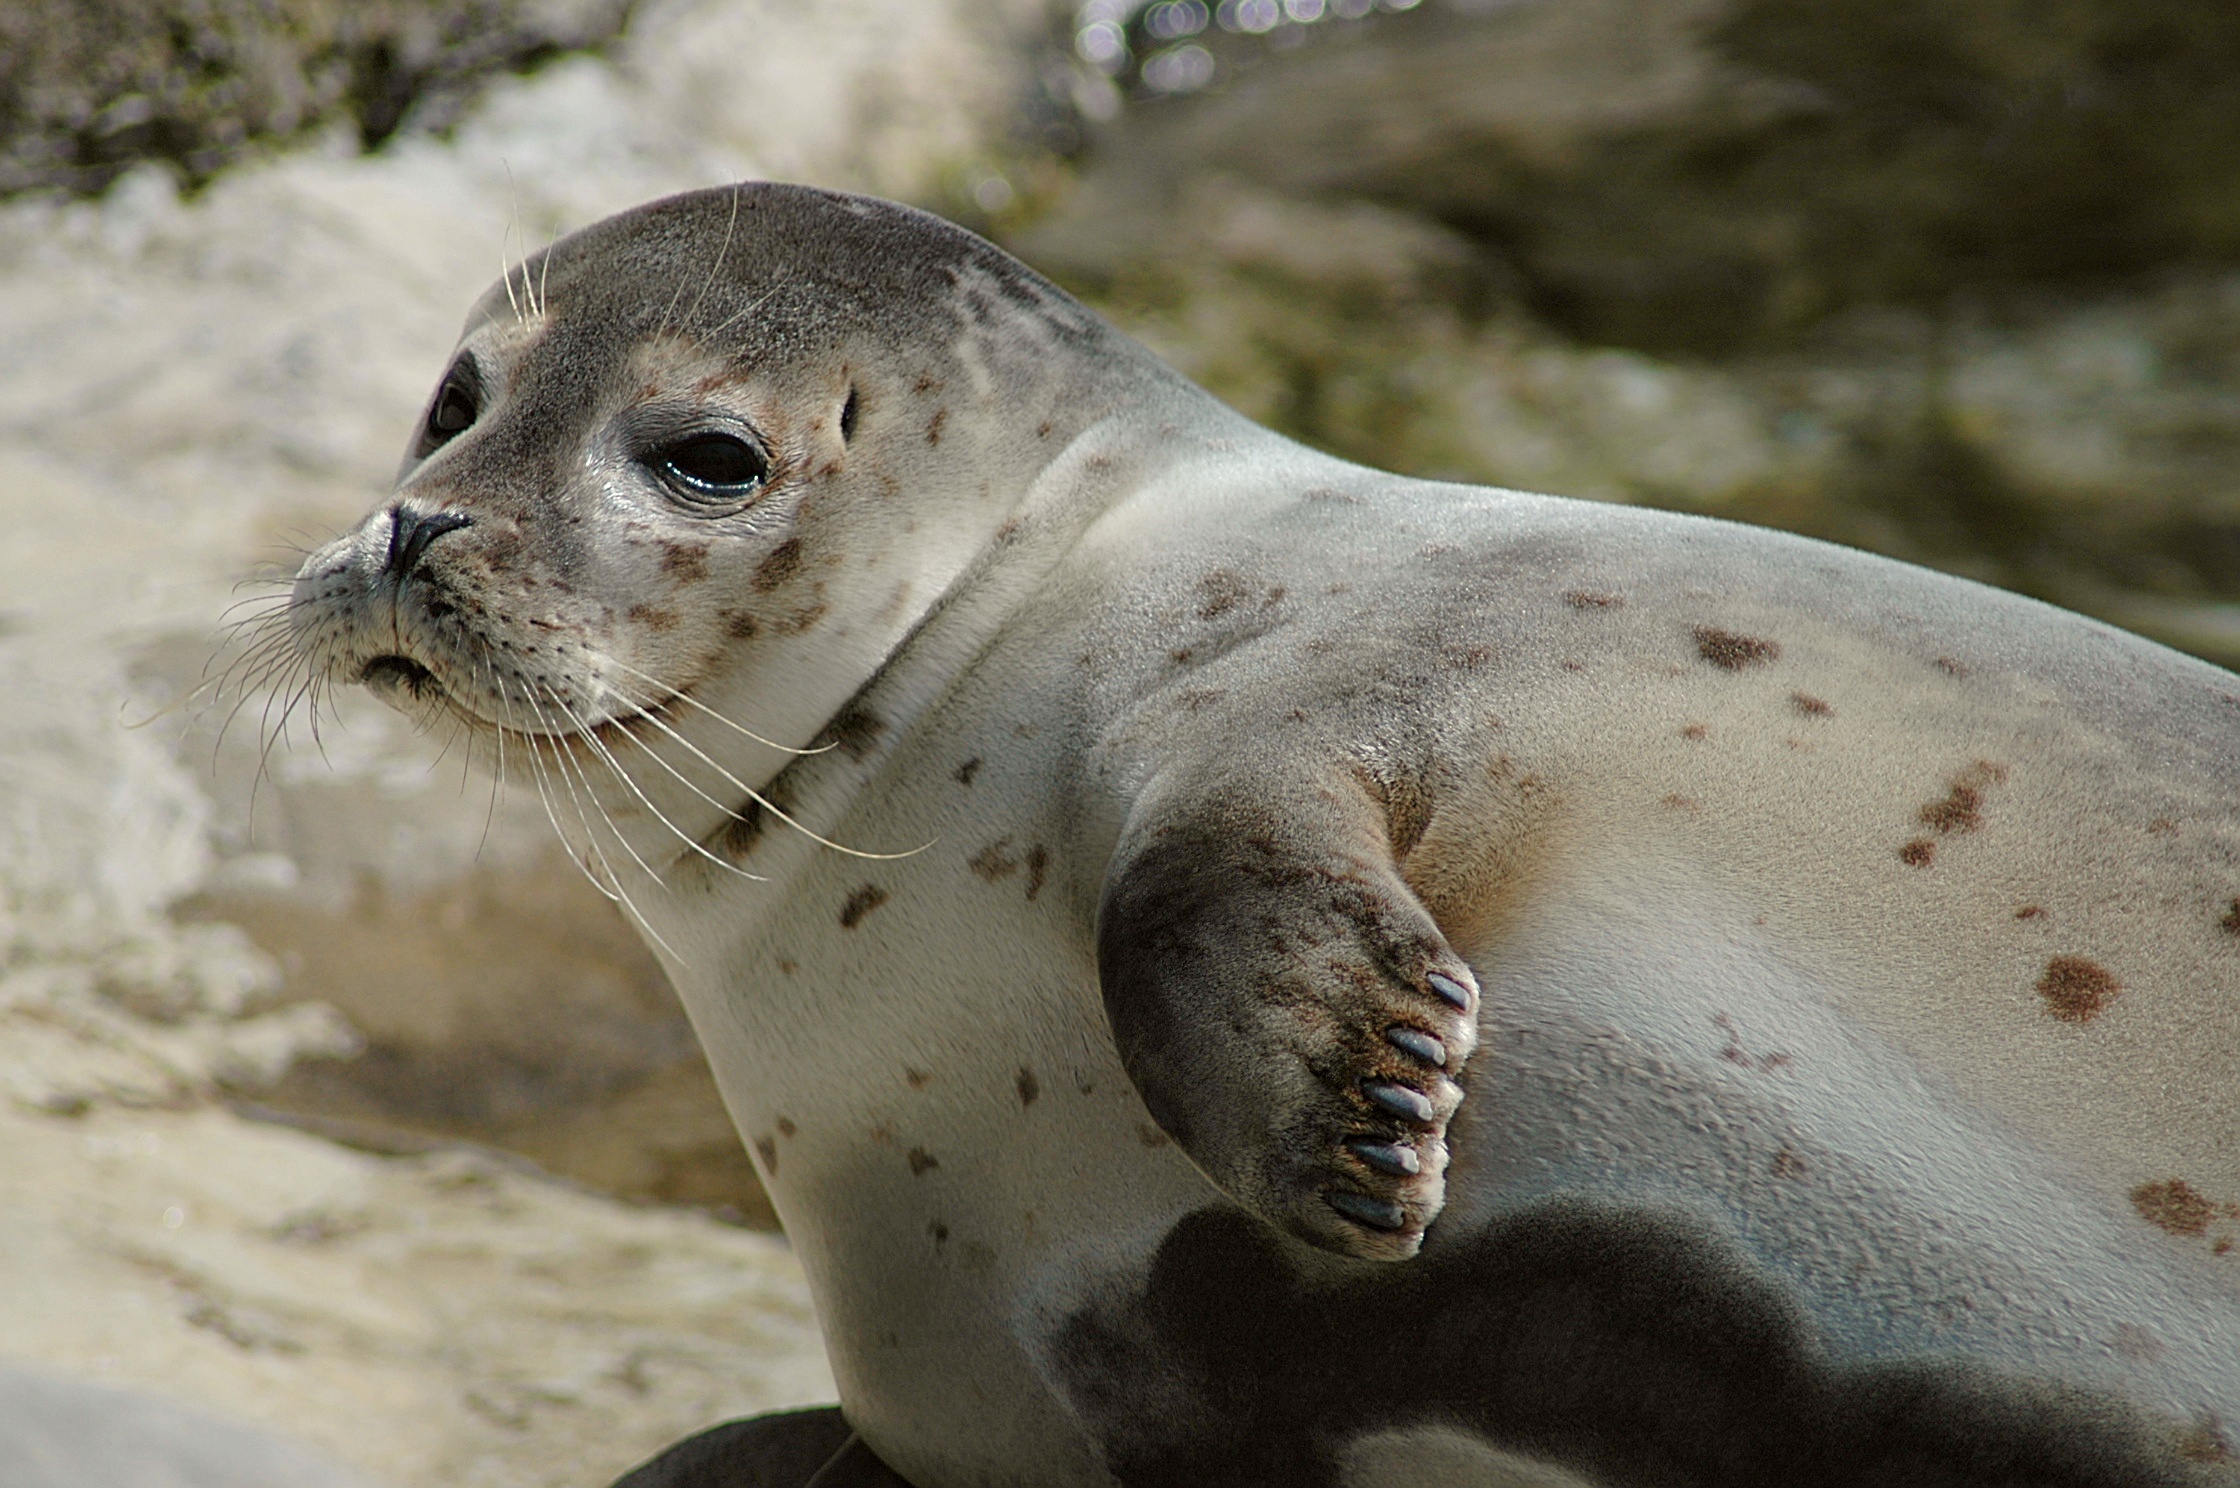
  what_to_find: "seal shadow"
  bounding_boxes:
[1052,1201,2216,1488]
[608,1406,911,1488]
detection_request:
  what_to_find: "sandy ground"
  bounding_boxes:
[0,2,1036,1482]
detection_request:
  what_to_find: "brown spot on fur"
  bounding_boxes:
[1197,569,1249,619]
[913,371,937,394]
[777,959,796,976]
[1934,656,1968,677]
[1790,692,1833,717]
[1562,590,1622,609]
[753,538,803,592]
[723,609,759,639]
[1680,723,1708,741]
[839,884,888,928]
[905,1068,931,1090]
[2015,905,2045,920]
[907,1147,939,1176]
[2222,898,2240,935]
[1771,1148,1810,1180]
[753,1136,778,1174]
[659,541,710,583]
[1714,1012,1793,1072]
[1015,1068,1039,1107]
[969,839,1021,882]
[2180,1413,2235,1463]
[694,368,752,395]
[627,603,679,633]
[1138,1124,1171,1148]
[1171,648,1193,664]
[776,601,828,635]
[2220,1237,2235,1256]
[1037,421,1051,437]
[926,408,947,445]
[2132,1179,2216,1236]
[1919,760,2008,835]
[776,1116,797,1138]
[1694,627,1779,670]
[1560,660,1585,673]
[721,800,766,859]
[1899,838,1936,867]
[1661,793,1699,812]
[928,1220,949,1245]
[2148,816,2178,836]
[1025,845,1049,901]
[955,757,983,786]
[2039,955,2119,1023]
[820,706,886,761]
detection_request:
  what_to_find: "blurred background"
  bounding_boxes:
[3,0,2239,1482]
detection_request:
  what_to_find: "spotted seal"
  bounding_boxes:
[288,183,2240,1486]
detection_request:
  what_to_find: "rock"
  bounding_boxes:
[0,1362,382,1488]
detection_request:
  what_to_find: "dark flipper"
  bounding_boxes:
[1097,763,1479,1261]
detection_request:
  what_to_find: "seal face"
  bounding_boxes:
[291,184,2240,1487]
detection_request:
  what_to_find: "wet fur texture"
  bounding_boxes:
[290,185,2240,1487]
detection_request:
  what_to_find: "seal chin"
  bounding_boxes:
[360,653,443,704]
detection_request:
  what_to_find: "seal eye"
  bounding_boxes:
[654,433,769,504]
[419,367,479,454]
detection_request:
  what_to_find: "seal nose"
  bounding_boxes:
[384,504,473,583]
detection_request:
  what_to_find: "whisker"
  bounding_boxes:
[546,680,766,882]
[533,681,685,963]
[498,675,619,904]
[536,213,557,323]
[677,184,742,332]
[540,681,670,889]
[592,672,927,862]
[501,163,526,324]
[475,655,508,860]
[593,650,833,756]
[701,284,780,342]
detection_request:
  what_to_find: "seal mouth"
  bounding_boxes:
[361,653,443,701]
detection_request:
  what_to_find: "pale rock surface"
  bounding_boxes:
[0,1,1039,1483]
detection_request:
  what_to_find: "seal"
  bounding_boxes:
[288,182,2240,1487]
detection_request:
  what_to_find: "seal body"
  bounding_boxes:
[291,184,2240,1487]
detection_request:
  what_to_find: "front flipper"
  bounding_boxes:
[1097,765,1481,1260]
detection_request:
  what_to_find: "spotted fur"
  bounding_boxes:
[292,185,2240,1488]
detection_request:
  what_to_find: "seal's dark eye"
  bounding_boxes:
[654,433,769,503]
[420,367,479,454]
[432,382,476,434]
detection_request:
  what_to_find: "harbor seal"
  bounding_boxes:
[288,183,2240,1486]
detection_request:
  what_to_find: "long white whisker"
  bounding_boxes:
[474,655,507,860]
[502,163,527,324]
[595,677,926,862]
[496,674,618,904]
[593,651,832,756]
[543,688,665,889]
[545,684,765,882]
[534,680,684,964]
[677,185,741,332]
[701,284,780,342]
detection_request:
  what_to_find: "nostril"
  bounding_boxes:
[385,504,474,582]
